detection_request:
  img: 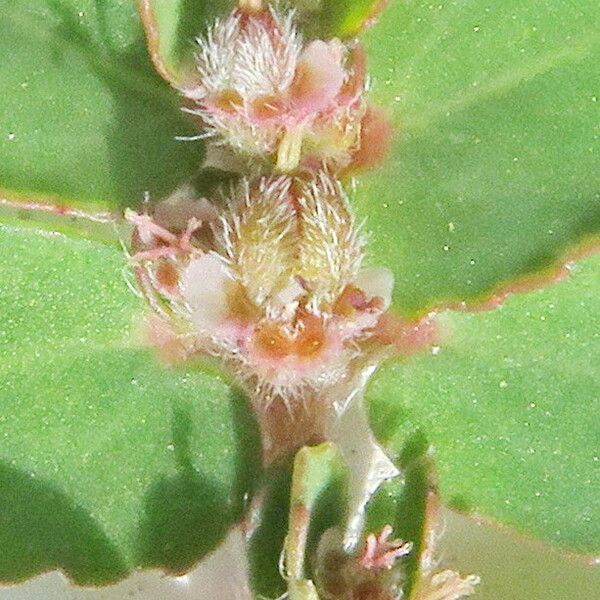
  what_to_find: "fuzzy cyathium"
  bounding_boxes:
[180,5,390,173]
[128,173,399,408]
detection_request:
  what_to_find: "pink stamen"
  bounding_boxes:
[125,209,178,246]
[359,525,412,571]
[126,210,203,263]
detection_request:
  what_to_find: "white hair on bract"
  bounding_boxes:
[127,173,394,424]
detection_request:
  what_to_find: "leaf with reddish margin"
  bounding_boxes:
[357,0,600,316]
[0,224,261,584]
[137,0,234,86]
[0,1,203,213]
[368,252,600,554]
[440,509,600,600]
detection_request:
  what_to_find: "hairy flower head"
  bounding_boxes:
[127,172,394,406]
[181,6,385,172]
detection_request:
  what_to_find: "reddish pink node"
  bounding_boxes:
[373,313,439,356]
[346,105,393,174]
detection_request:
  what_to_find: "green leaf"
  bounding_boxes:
[0,224,261,583]
[367,253,600,553]
[296,0,388,39]
[248,445,348,599]
[247,464,293,599]
[0,0,203,211]
[358,0,600,315]
[137,0,385,84]
[365,438,435,597]
[138,0,234,84]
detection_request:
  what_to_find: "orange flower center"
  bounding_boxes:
[212,89,244,113]
[253,322,294,360]
[333,285,384,317]
[294,312,326,358]
[156,262,179,291]
[253,312,327,362]
[251,94,286,120]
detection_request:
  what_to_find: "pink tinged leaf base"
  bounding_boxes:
[125,175,438,466]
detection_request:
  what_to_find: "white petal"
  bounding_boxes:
[182,253,232,333]
[329,359,400,552]
[275,278,305,307]
[355,267,394,310]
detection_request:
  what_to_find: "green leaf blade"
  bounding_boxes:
[368,253,600,553]
[296,0,388,39]
[358,0,600,314]
[0,224,260,583]
[0,1,204,211]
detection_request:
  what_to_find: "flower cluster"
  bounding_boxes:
[314,524,479,600]
[129,2,434,451]
[180,4,390,173]
[128,173,398,407]
[127,2,440,462]
[127,2,481,597]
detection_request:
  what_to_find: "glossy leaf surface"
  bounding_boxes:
[0,1,203,211]
[357,0,600,315]
[296,0,387,39]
